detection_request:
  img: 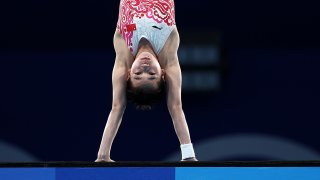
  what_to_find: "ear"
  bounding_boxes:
[161,69,166,82]
[127,69,131,81]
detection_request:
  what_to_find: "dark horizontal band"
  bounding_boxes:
[1,161,320,167]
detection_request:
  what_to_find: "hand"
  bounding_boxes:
[181,157,198,161]
[95,154,115,162]
[95,158,115,162]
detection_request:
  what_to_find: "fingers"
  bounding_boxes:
[95,159,115,162]
[181,157,198,161]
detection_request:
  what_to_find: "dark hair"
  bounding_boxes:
[126,79,166,110]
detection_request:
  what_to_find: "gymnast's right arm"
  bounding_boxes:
[95,31,131,162]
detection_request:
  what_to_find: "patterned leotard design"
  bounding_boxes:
[117,0,176,55]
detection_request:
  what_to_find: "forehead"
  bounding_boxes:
[130,78,159,87]
[132,72,158,79]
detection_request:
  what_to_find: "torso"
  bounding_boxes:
[116,0,176,57]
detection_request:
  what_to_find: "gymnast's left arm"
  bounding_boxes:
[162,29,197,161]
[165,59,197,161]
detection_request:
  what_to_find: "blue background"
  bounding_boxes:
[175,167,320,180]
[1,0,320,161]
[1,167,320,180]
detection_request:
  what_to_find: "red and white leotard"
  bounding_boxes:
[117,0,176,56]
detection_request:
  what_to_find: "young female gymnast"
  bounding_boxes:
[95,0,197,162]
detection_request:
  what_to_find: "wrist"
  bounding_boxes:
[180,143,196,160]
[97,152,110,159]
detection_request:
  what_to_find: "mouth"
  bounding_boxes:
[140,57,151,66]
[140,57,151,61]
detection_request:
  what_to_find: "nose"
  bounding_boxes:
[141,66,150,72]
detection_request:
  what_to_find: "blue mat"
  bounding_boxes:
[1,167,320,180]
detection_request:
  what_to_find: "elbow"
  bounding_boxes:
[168,103,183,113]
[111,104,126,112]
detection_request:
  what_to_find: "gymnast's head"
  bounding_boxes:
[127,51,166,110]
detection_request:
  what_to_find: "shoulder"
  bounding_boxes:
[113,30,128,54]
[113,30,134,66]
[158,27,180,67]
[161,27,180,54]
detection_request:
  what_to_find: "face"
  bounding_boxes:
[129,51,164,88]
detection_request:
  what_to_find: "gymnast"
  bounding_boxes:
[95,0,197,162]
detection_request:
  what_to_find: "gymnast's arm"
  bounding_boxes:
[96,31,131,162]
[160,28,192,146]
